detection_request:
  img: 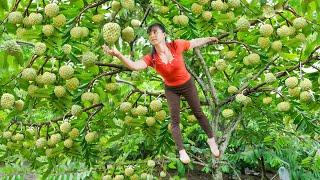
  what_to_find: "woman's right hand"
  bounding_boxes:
[102,44,121,57]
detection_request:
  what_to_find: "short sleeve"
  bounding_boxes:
[174,39,190,52]
[143,54,153,67]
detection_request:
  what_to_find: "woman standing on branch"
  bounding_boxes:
[102,23,219,164]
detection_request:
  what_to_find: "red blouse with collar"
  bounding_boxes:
[143,39,191,87]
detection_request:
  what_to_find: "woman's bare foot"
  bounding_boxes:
[207,137,220,158]
[179,149,190,164]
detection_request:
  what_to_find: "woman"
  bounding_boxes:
[102,23,219,164]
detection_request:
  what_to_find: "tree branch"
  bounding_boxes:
[129,5,152,58]
[219,40,254,54]
[0,0,22,25]
[115,77,166,98]
[9,103,104,128]
[238,56,280,92]
[23,0,33,16]
[220,112,243,157]
[74,0,109,25]
[171,0,191,13]
[87,69,122,90]
[194,48,219,105]
[95,62,131,70]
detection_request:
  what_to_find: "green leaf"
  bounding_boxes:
[0,0,8,11]
[176,160,185,176]
[279,52,299,60]
[0,51,9,69]
[168,161,176,169]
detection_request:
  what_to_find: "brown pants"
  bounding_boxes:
[164,77,214,151]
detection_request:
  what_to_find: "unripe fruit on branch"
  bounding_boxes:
[277,101,291,112]
[211,0,225,11]
[45,3,59,17]
[66,77,79,91]
[85,131,97,143]
[300,91,312,102]
[264,73,276,83]
[14,100,24,111]
[54,86,66,98]
[92,14,104,23]
[124,167,134,176]
[60,122,71,133]
[187,115,196,123]
[42,25,54,36]
[28,85,38,97]
[155,110,166,121]
[53,14,66,28]
[71,105,82,116]
[285,77,298,88]
[191,3,203,15]
[146,117,156,126]
[222,109,234,118]
[21,68,37,81]
[111,1,121,11]
[64,139,73,148]
[259,24,273,37]
[82,51,97,67]
[69,128,80,139]
[224,51,236,59]
[299,78,312,91]
[36,137,47,148]
[236,17,250,31]
[34,42,46,55]
[120,102,132,112]
[215,59,227,71]
[293,17,307,29]
[263,97,272,104]
[288,87,300,97]
[227,86,238,94]
[59,65,74,79]
[228,0,240,8]
[105,83,118,92]
[102,23,121,44]
[295,33,306,42]
[150,99,162,112]
[258,37,270,49]
[1,93,15,109]
[3,40,22,56]
[62,44,72,54]
[8,11,23,24]
[131,19,141,27]
[159,6,169,14]
[3,131,13,139]
[121,26,135,42]
[147,160,155,168]
[121,0,135,10]
[271,41,282,52]
[173,15,189,26]
[202,11,212,21]
[70,27,89,39]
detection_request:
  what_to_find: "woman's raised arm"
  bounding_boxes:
[102,45,148,71]
[189,37,219,49]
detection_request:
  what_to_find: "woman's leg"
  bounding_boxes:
[165,87,190,163]
[181,79,214,138]
[164,88,183,150]
[181,79,220,157]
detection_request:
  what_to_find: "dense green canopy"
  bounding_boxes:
[0,0,319,179]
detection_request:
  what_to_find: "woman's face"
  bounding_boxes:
[148,26,166,45]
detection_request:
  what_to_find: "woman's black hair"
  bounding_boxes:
[147,23,166,34]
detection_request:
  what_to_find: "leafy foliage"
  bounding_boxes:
[0,0,319,179]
